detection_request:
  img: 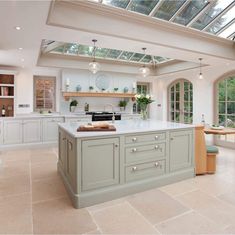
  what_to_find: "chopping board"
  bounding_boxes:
[77,125,116,132]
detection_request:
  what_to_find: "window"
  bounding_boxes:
[168,79,193,124]
[34,76,56,111]
[136,82,150,114]
[215,75,235,147]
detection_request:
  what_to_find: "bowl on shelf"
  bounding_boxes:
[210,125,224,130]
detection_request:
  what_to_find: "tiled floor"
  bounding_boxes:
[0,146,235,234]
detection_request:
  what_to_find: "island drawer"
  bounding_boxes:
[125,132,166,144]
[125,160,165,182]
[125,143,166,164]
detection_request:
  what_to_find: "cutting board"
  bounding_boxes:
[77,125,116,132]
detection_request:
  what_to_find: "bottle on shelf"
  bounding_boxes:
[201,114,205,126]
[84,103,89,112]
[133,103,137,114]
[1,105,6,117]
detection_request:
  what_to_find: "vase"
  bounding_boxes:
[140,103,148,120]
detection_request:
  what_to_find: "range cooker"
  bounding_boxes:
[86,112,121,122]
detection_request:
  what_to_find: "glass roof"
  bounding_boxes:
[99,0,235,40]
[41,40,172,65]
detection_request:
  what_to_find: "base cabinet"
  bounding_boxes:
[3,120,23,145]
[23,119,41,143]
[169,130,193,172]
[43,118,64,142]
[82,138,120,191]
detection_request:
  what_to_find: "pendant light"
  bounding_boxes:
[139,48,150,78]
[198,58,203,80]
[89,39,101,74]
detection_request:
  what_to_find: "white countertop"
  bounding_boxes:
[58,119,195,138]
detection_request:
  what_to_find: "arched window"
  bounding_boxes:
[168,79,193,124]
[215,74,235,147]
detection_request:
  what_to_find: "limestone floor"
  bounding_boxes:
[0,146,235,234]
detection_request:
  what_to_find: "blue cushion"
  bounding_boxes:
[206,145,219,154]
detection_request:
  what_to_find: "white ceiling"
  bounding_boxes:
[0,0,234,72]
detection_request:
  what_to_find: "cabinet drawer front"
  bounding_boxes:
[125,132,166,144]
[125,143,166,164]
[125,160,165,182]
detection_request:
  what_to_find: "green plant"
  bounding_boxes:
[119,100,128,107]
[89,86,94,90]
[70,100,78,107]
[114,87,118,92]
[135,94,154,105]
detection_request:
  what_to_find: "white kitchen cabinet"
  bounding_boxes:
[42,117,64,142]
[23,119,41,143]
[0,120,3,145]
[3,120,23,145]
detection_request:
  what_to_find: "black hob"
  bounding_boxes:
[86,112,121,121]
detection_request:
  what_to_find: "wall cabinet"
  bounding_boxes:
[169,130,193,172]
[3,120,23,144]
[82,138,120,191]
[42,117,64,142]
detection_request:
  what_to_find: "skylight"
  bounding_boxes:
[41,40,172,65]
[99,0,235,40]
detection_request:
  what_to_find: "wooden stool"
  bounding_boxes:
[206,146,219,174]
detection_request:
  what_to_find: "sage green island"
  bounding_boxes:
[58,119,195,208]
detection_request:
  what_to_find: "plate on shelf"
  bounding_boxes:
[95,74,111,91]
[210,125,224,130]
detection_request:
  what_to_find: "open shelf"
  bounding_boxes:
[62,91,136,101]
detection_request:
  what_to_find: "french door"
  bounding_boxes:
[168,79,193,124]
[215,76,235,148]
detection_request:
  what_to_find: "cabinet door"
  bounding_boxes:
[23,119,41,143]
[3,120,23,144]
[42,118,64,142]
[169,130,193,172]
[58,129,67,172]
[82,138,119,191]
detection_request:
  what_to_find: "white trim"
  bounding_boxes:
[149,0,164,17]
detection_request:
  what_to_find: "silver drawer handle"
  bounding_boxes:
[132,148,137,152]
[132,137,137,142]
[155,162,159,167]
[132,166,137,171]
[155,136,159,140]
[155,145,159,150]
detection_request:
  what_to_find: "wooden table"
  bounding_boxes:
[204,128,235,135]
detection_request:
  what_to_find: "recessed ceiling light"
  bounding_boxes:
[15,26,21,30]
[21,58,25,62]
[18,47,23,50]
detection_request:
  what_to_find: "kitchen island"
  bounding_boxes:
[58,119,195,208]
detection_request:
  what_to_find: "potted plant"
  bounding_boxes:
[70,99,78,112]
[118,100,128,111]
[135,94,154,120]
[113,87,119,93]
[89,86,94,92]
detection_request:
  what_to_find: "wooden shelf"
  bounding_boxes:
[62,92,136,101]
[0,96,14,99]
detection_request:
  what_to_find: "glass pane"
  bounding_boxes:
[184,113,192,123]
[154,56,166,62]
[119,51,134,60]
[106,49,122,59]
[190,102,193,112]
[95,48,109,58]
[219,114,225,125]
[219,22,235,38]
[154,0,186,21]
[52,46,64,53]
[189,91,193,101]
[171,92,174,101]
[190,83,193,90]
[184,81,189,91]
[103,0,130,9]
[184,102,189,112]
[137,85,142,94]
[171,102,174,111]
[206,6,235,34]
[218,80,226,101]
[184,91,189,101]
[171,112,174,121]
[227,77,235,101]
[173,0,208,26]
[227,102,235,115]
[64,43,79,55]
[227,115,235,128]
[176,92,180,101]
[176,83,180,91]
[219,102,226,114]
[171,86,174,93]
[175,112,180,122]
[191,0,233,30]
[128,0,159,15]
[78,45,93,56]
[130,53,145,62]
[141,55,152,63]
[176,102,180,111]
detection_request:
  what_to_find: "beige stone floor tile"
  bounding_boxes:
[218,190,235,206]
[30,152,58,165]
[156,211,224,234]
[0,174,30,198]
[0,160,30,179]
[31,161,58,181]
[92,202,158,234]
[224,225,235,234]
[87,197,127,213]
[127,188,190,224]
[0,193,33,234]
[33,197,97,234]
[0,149,30,162]
[159,179,197,197]
[83,229,101,235]
[32,177,67,203]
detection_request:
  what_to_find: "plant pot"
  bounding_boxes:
[120,107,125,112]
[70,106,76,112]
